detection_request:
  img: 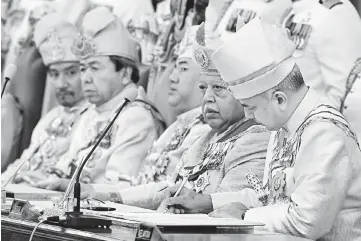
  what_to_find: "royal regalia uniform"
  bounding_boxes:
[244,91,361,241]
[212,17,361,241]
[48,8,164,185]
[1,100,89,184]
[53,85,162,184]
[132,107,210,185]
[175,118,269,195]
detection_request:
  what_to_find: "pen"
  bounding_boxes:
[162,177,188,214]
[173,177,188,198]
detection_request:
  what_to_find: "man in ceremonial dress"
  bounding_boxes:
[1,11,90,185]
[55,24,270,211]
[285,0,361,110]
[159,18,361,241]
[208,0,292,39]
[36,7,164,187]
[131,26,211,186]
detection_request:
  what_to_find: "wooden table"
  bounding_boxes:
[1,215,312,241]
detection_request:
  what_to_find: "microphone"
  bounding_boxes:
[2,64,17,98]
[56,88,138,229]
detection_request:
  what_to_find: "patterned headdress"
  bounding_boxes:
[71,7,139,64]
[175,25,198,61]
[33,0,90,66]
[34,13,79,66]
[193,23,223,76]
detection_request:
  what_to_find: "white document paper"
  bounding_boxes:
[100,212,264,227]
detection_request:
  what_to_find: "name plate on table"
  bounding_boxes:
[9,199,41,221]
[9,199,31,219]
[135,222,166,241]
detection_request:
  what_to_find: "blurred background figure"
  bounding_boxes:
[144,0,209,127]
[286,0,361,110]
[1,0,58,171]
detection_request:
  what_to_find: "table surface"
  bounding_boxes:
[1,215,312,241]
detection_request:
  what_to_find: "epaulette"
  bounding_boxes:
[226,8,257,32]
[319,0,343,9]
[284,14,312,50]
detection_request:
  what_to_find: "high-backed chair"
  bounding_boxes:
[9,45,47,156]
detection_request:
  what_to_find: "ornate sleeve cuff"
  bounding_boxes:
[109,192,123,204]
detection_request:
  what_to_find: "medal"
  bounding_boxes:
[193,171,210,193]
[270,170,286,202]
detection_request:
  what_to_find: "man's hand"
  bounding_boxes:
[79,183,96,200]
[34,179,98,200]
[157,184,213,214]
[208,202,248,220]
[13,171,46,186]
[34,178,70,191]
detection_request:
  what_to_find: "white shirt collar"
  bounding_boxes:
[283,88,320,135]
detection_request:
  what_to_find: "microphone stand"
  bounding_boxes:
[2,140,46,188]
[58,98,131,229]
[1,77,10,98]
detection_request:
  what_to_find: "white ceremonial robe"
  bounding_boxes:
[212,89,361,241]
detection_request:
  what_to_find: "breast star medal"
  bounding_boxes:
[270,170,286,203]
[193,171,210,193]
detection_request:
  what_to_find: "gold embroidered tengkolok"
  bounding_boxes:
[71,33,97,59]
[46,29,66,62]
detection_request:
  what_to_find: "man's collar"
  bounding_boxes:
[283,88,320,135]
[94,83,138,113]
